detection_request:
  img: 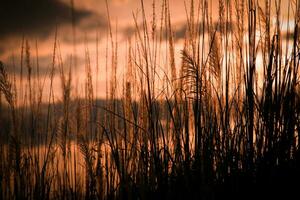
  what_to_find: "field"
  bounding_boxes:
[0,0,300,199]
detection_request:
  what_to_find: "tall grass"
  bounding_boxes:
[0,0,300,199]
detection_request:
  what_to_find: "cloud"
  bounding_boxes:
[121,23,187,42]
[0,0,94,40]
[121,21,235,42]
[282,28,300,41]
[0,46,4,55]
[173,21,234,41]
[122,26,136,38]
[3,54,85,78]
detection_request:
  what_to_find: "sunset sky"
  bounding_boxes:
[0,0,294,100]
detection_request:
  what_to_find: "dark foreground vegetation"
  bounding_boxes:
[0,0,300,199]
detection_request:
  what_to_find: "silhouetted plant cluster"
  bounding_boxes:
[0,0,300,199]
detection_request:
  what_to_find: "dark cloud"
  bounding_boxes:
[0,47,4,55]
[282,28,300,41]
[122,26,136,38]
[2,55,51,77]
[174,25,187,41]
[121,24,187,42]
[173,21,234,41]
[0,0,94,40]
[61,14,108,44]
[121,21,234,42]
[3,54,84,77]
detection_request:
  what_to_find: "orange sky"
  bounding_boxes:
[0,0,296,101]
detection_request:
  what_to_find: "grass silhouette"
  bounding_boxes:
[0,0,300,199]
